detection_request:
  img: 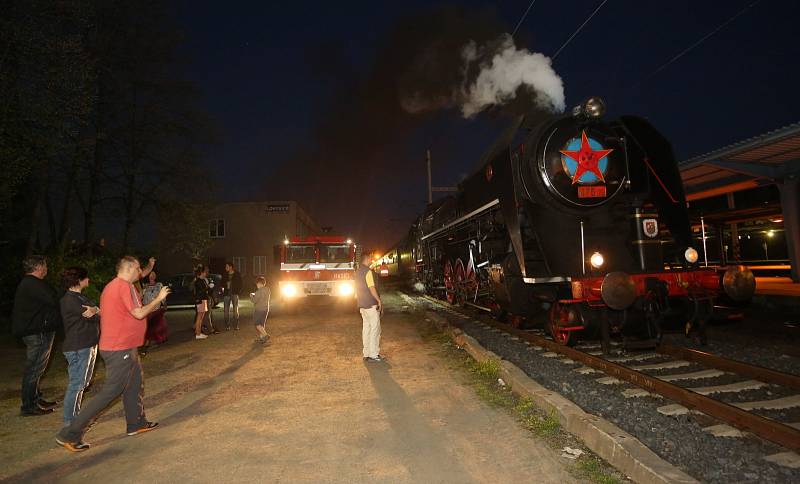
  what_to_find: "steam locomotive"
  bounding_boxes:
[386,97,755,347]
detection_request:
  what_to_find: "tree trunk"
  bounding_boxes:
[121,174,136,252]
[25,161,51,256]
[57,148,81,248]
[83,124,103,250]
[44,189,57,251]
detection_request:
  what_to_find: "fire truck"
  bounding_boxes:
[278,235,357,302]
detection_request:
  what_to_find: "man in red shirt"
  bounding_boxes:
[56,256,170,452]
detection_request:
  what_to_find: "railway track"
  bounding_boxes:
[414,294,800,456]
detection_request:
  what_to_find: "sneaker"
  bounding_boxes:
[225,326,231,331]
[36,398,58,410]
[127,421,158,436]
[195,333,208,340]
[234,326,240,331]
[365,356,383,363]
[56,437,90,452]
[21,407,54,416]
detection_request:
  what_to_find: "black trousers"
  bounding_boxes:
[20,332,55,411]
[58,347,146,442]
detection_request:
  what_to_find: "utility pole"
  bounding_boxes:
[427,149,432,204]
[427,148,457,205]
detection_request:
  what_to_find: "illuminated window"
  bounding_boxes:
[209,219,225,238]
[320,245,350,263]
[253,256,267,275]
[232,256,246,275]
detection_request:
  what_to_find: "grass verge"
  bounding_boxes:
[417,314,627,484]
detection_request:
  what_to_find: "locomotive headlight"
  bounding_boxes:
[584,97,606,118]
[590,251,604,269]
[684,247,699,263]
[281,283,298,297]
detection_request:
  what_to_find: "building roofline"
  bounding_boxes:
[680,122,800,168]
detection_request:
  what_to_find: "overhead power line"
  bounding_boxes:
[638,0,763,85]
[552,0,609,60]
[512,0,539,37]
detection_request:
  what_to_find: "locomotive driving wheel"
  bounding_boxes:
[464,263,479,304]
[443,260,455,304]
[454,259,466,306]
[548,301,578,346]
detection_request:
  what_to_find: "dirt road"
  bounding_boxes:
[0,293,579,483]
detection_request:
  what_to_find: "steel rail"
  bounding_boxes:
[657,344,800,392]
[483,319,800,452]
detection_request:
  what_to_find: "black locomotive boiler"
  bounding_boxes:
[390,97,755,347]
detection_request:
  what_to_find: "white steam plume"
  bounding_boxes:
[460,34,564,118]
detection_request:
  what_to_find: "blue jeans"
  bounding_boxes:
[62,345,98,425]
[20,332,55,412]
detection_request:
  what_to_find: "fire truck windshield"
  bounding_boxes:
[320,244,350,263]
[286,245,316,263]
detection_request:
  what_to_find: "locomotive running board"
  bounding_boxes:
[421,199,500,241]
[463,301,492,312]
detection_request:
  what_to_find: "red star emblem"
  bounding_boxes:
[559,131,614,185]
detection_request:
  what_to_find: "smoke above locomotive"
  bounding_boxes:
[400,33,565,118]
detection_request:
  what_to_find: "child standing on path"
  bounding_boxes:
[251,277,270,344]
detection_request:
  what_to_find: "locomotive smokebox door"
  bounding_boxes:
[526,117,628,209]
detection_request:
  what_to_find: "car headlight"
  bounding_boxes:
[590,251,604,269]
[281,284,298,297]
[337,282,354,296]
[684,247,698,263]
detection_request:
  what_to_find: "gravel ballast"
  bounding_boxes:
[419,299,800,484]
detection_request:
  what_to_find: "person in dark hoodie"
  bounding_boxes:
[59,267,100,426]
[12,255,61,416]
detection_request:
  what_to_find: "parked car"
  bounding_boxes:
[165,273,222,308]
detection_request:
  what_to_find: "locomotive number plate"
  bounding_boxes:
[577,186,607,198]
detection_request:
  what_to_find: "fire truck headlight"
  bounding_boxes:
[281,284,298,297]
[590,251,604,269]
[684,247,699,263]
[337,282,354,296]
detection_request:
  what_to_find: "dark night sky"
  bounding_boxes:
[175,0,800,251]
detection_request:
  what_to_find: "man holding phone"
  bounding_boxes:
[355,252,383,362]
[56,256,170,452]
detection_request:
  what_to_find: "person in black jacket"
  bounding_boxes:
[222,262,243,331]
[192,265,216,339]
[12,255,60,416]
[59,267,100,426]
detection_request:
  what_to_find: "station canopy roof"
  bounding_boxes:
[680,122,800,201]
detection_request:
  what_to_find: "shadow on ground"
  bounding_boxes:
[2,343,263,482]
[366,362,473,482]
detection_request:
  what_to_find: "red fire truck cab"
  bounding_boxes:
[278,236,356,301]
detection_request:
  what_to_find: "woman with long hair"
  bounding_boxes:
[192,265,216,339]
